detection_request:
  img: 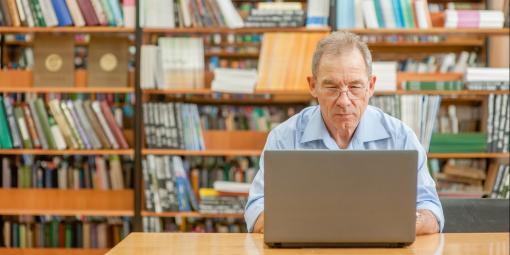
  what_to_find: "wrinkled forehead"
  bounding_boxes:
[316,52,368,83]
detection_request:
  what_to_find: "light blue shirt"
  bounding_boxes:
[244,105,444,232]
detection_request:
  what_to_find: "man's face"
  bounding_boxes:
[308,49,376,133]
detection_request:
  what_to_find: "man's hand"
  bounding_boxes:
[416,209,439,235]
[253,212,264,233]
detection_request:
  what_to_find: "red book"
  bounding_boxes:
[58,223,65,248]
[99,101,129,149]
[76,0,99,25]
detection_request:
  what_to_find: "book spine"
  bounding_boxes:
[91,101,119,149]
[51,0,74,26]
[14,106,33,148]
[99,101,129,149]
[28,101,48,149]
[21,104,42,149]
[75,0,99,25]
[2,97,21,148]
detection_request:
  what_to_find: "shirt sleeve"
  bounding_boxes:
[244,131,280,232]
[403,127,445,232]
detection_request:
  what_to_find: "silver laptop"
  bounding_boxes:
[264,150,418,248]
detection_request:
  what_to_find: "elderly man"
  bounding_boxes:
[244,31,444,235]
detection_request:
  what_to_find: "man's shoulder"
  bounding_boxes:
[365,105,414,139]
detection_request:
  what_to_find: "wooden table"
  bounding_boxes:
[106,233,509,255]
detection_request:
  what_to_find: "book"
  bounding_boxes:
[87,36,129,87]
[306,0,329,28]
[33,34,74,87]
[0,97,14,149]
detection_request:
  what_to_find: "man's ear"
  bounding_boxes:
[308,76,318,98]
[368,75,376,97]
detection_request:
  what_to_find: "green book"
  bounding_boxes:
[35,98,57,149]
[405,81,464,91]
[430,132,487,153]
[65,223,72,248]
[14,106,33,149]
[0,97,13,149]
[51,219,58,248]
[29,0,46,27]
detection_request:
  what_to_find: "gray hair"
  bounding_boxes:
[311,31,372,78]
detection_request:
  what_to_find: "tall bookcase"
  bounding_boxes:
[0,0,509,251]
[0,27,135,255]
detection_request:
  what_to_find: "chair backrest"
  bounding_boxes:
[441,198,509,233]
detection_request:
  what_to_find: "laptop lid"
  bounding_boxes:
[264,150,417,246]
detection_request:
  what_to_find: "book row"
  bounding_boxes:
[0,97,130,150]
[1,155,133,189]
[143,217,246,233]
[0,0,133,27]
[0,216,130,248]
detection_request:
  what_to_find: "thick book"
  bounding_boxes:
[51,0,73,26]
[34,98,57,149]
[99,101,129,149]
[65,100,91,149]
[14,106,33,148]
[48,99,78,149]
[28,100,48,149]
[0,97,15,148]
[91,101,119,149]
[76,0,99,25]
[87,36,129,87]
[65,0,85,26]
[21,103,42,149]
[33,34,74,87]
[83,100,111,148]
[73,100,102,149]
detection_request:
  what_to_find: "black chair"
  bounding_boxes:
[441,198,509,233]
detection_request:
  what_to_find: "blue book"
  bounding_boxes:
[51,0,73,26]
[107,0,124,26]
[392,0,403,28]
[373,0,385,28]
[175,177,191,211]
[336,0,355,29]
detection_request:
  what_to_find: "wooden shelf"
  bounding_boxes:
[0,189,134,216]
[0,86,134,93]
[438,191,486,198]
[0,26,134,33]
[141,211,244,219]
[0,149,134,156]
[0,248,109,255]
[428,153,510,159]
[143,88,509,97]
[142,149,261,156]
[343,28,510,36]
[204,52,259,58]
[142,27,331,34]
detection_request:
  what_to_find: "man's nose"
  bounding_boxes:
[335,91,351,107]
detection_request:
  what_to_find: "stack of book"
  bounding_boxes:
[0,0,131,27]
[434,160,486,195]
[335,0,432,29]
[445,10,505,28]
[140,0,243,28]
[244,2,305,28]
[0,97,130,150]
[436,105,481,134]
[465,67,510,91]
[142,155,198,213]
[199,188,247,214]
[1,155,133,190]
[211,68,258,94]
[143,102,204,150]
[0,216,130,248]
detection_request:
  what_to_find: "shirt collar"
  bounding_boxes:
[300,106,391,145]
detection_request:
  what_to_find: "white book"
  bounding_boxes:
[380,0,396,28]
[74,100,102,149]
[50,121,67,150]
[180,0,191,27]
[213,181,251,193]
[354,0,364,28]
[454,51,470,73]
[216,0,244,28]
[141,45,156,89]
[211,68,258,94]
[373,62,397,92]
[21,0,36,27]
[144,0,174,27]
[306,0,329,28]
[91,101,119,149]
[362,0,379,28]
[90,0,108,25]
[65,0,86,26]
[415,0,430,29]
[15,0,27,25]
[39,0,59,26]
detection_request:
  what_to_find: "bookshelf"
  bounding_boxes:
[0,0,508,244]
[0,248,109,255]
[0,189,133,216]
